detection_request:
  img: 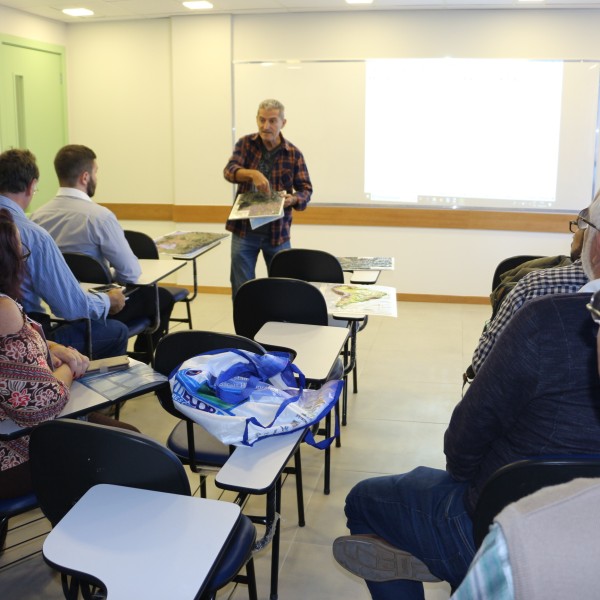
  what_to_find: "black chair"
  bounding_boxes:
[29,418,257,600]
[268,248,361,425]
[154,330,305,526]
[472,457,600,548]
[491,255,544,293]
[62,251,154,364]
[124,230,194,329]
[0,492,39,558]
[62,251,112,284]
[233,277,343,494]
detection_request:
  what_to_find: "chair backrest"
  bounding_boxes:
[233,277,330,340]
[29,419,191,527]
[62,252,112,284]
[269,248,344,283]
[154,330,267,419]
[472,457,600,548]
[124,230,159,260]
[491,255,543,292]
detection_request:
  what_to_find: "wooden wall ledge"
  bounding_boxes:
[102,203,576,234]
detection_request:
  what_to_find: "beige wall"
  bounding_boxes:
[1,7,596,295]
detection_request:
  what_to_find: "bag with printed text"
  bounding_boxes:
[169,348,342,448]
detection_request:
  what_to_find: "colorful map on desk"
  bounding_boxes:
[337,256,395,271]
[154,231,228,258]
[314,282,398,317]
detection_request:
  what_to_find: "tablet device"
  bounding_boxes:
[86,355,130,374]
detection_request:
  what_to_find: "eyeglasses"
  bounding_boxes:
[588,290,600,325]
[571,215,600,234]
[21,243,31,262]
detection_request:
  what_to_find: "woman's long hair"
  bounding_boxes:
[0,208,25,299]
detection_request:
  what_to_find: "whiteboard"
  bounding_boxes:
[233,59,600,213]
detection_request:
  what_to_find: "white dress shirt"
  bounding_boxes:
[31,187,141,284]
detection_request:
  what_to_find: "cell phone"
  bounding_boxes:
[90,283,125,293]
[86,355,130,374]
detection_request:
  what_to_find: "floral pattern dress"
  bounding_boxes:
[0,294,69,471]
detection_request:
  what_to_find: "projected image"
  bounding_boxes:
[235,58,600,212]
[365,59,567,209]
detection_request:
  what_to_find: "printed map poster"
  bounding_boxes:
[229,191,285,220]
[337,256,395,271]
[154,231,228,258]
[314,282,398,318]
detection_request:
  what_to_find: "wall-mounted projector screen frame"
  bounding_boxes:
[233,58,600,214]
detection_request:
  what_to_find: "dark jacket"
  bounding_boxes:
[445,292,600,513]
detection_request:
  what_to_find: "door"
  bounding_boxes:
[0,38,68,212]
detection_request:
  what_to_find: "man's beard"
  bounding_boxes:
[87,179,96,197]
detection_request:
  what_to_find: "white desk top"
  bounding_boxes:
[43,484,240,600]
[136,259,186,285]
[350,270,381,284]
[216,429,304,493]
[255,321,349,383]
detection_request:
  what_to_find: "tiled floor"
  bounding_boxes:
[0,293,491,600]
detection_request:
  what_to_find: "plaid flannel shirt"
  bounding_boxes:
[471,260,588,374]
[224,133,312,246]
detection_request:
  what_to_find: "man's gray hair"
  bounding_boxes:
[258,99,285,119]
[582,188,600,279]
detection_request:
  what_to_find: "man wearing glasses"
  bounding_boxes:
[334,194,600,600]
[467,207,589,378]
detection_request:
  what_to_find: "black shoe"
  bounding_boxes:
[333,534,441,583]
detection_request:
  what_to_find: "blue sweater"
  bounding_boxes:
[445,293,600,513]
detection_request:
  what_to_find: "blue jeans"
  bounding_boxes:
[51,318,129,359]
[230,232,291,298]
[344,467,476,600]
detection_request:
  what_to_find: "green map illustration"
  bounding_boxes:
[332,285,387,308]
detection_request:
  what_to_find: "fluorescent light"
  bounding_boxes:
[62,8,94,17]
[346,0,374,4]
[183,1,214,9]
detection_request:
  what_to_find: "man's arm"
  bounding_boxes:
[290,149,312,211]
[445,300,543,481]
[93,211,142,284]
[224,137,255,185]
[21,227,111,320]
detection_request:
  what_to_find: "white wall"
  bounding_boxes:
[1,7,595,295]
[0,5,66,46]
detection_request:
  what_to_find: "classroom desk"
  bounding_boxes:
[170,237,224,305]
[83,259,187,338]
[215,322,347,599]
[255,321,349,384]
[43,483,241,600]
[0,361,167,440]
[338,255,395,285]
[350,269,381,284]
[216,430,304,600]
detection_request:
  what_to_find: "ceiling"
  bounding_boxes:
[2,0,600,24]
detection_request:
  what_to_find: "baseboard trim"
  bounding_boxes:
[184,285,490,304]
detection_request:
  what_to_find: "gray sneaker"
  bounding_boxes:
[333,534,441,583]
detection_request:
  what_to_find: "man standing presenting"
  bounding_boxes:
[223,99,312,297]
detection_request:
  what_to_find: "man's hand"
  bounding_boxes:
[107,288,126,315]
[250,170,271,194]
[283,194,297,208]
[49,343,89,378]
